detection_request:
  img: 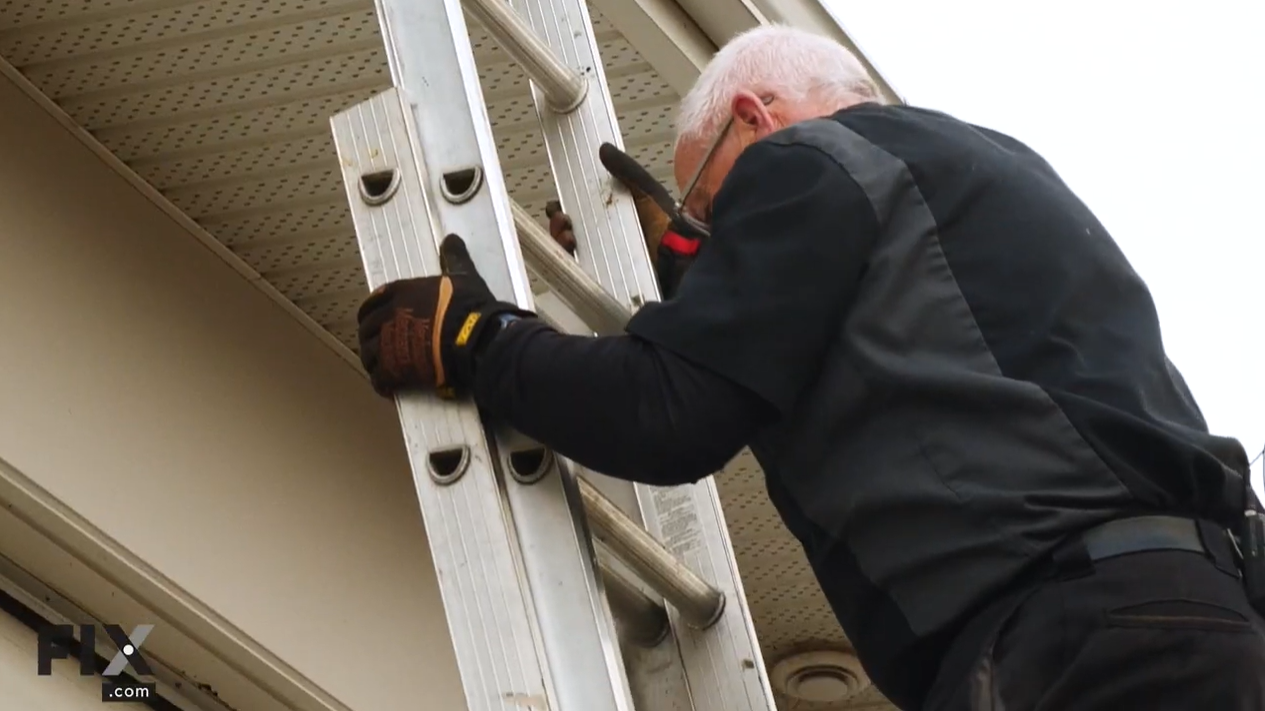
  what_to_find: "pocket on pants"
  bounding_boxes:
[1104,599,1255,633]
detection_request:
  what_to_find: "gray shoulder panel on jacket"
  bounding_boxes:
[762,116,1131,636]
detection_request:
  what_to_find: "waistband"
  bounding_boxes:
[926,515,1243,708]
[1052,514,1241,579]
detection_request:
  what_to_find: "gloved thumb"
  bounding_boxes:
[439,233,480,277]
[439,232,499,305]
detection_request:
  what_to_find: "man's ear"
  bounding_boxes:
[731,91,772,132]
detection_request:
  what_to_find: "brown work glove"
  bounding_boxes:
[546,143,705,299]
[356,234,534,399]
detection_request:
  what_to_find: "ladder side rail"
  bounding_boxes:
[330,93,547,711]
[362,1,639,709]
[486,0,779,709]
[503,213,697,711]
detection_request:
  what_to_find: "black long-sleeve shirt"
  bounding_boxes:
[474,318,773,486]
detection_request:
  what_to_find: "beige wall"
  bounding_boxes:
[0,74,465,709]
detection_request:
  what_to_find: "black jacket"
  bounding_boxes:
[474,103,1252,709]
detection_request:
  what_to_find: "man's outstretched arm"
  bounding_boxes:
[470,129,882,485]
[473,320,773,486]
[357,124,879,486]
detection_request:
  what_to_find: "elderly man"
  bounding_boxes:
[355,24,1264,711]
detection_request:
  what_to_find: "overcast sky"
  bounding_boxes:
[825,0,1264,489]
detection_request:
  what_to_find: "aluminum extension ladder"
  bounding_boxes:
[329,1,778,710]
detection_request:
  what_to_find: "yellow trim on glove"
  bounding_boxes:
[432,276,454,389]
[455,312,482,348]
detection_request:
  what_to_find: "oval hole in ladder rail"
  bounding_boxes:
[427,446,470,485]
[358,168,401,206]
[440,167,483,205]
[508,447,552,484]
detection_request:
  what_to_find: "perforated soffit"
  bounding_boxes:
[0,2,893,709]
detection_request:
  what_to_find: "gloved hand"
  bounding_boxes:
[356,233,534,399]
[547,143,705,298]
[545,200,577,256]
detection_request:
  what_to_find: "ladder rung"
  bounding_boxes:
[463,0,587,113]
[597,557,670,648]
[579,477,726,629]
[510,199,631,335]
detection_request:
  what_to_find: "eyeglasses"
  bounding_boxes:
[674,95,775,238]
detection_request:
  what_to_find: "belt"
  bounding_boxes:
[1056,514,1241,578]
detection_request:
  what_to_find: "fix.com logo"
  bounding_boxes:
[37,623,157,703]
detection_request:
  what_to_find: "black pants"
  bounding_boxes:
[925,547,1265,710]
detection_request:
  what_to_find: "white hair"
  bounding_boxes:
[674,24,883,146]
